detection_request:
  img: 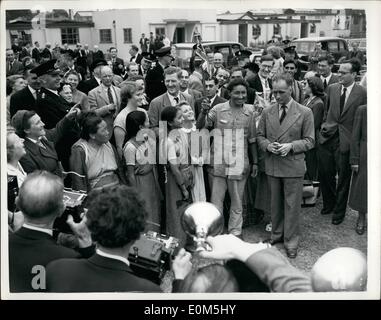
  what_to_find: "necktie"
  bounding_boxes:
[323,79,327,90]
[340,87,347,114]
[37,140,46,149]
[265,79,269,89]
[108,87,114,104]
[279,105,287,124]
[174,96,179,105]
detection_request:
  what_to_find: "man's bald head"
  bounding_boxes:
[213,52,223,68]
[16,171,64,222]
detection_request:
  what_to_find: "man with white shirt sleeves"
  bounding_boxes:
[9,171,94,292]
[318,59,367,225]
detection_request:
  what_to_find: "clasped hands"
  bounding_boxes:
[267,142,293,157]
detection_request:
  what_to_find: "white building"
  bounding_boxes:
[91,8,219,59]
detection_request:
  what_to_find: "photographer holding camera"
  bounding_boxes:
[46,184,192,292]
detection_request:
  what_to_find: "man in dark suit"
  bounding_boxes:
[31,41,41,63]
[40,43,52,62]
[179,69,203,102]
[92,45,105,61]
[33,59,79,170]
[18,42,31,61]
[77,59,107,95]
[146,46,173,101]
[60,43,74,56]
[283,59,305,104]
[223,67,256,104]
[10,67,41,117]
[317,55,339,94]
[109,46,124,77]
[148,66,194,136]
[129,44,143,64]
[6,49,24,76]
[318,59,367,225]
[139,33,149,53]
[194,78,227,119]
[249,54,274,102]
[46,185,191,292]
[74,43,88,73]
[9,171,94,292]
[257,72,315,258]
[138,52,154,78]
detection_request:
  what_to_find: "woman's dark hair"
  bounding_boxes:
[161,106,180,133]
[226,78,249,92]
[78,111,103,140]
[125,110,146,142]
[86,185,146,248]
[307,76,325,98]
[180,263,238,293]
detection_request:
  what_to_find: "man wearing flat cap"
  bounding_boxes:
[145,46,173,101]
[33,59,80,170]
[77,59,108,95]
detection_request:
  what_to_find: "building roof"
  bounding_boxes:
[6,19,94,30]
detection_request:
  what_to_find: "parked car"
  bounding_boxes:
[291,37,349,63]
[173,41,245,70]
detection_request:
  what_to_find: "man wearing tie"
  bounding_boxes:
[318,59,367,225]
[317,55,339,94]
[250,55,274,103]
[88,65,121,139]
[257,72,314,259]
[10,67,41,117]
[6,49,24,76]
[109,47,124,77]
[129,45,143,64]
[148,66,194,136]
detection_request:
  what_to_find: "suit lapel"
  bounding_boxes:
[277,101,301,139]
[341,84,358,117]
[163,93,171,107]
[267,104,281,136]
[99,86,110,104]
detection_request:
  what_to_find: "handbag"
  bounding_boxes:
[302,174,320,207]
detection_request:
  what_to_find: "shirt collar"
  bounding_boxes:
[46,88,58,96]
[342,82,355,95]
[96,248,130,267]
[278,98,293,111]
[182,88,189,95]
[167,92,180,105]
[27,137,39,144]
[23,223,53,236]
[28,85,36,94]
[321,73,332,83]
[210,94,217,105]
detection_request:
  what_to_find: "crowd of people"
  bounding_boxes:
[6,35,367,293]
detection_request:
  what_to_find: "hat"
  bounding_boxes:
[141,52,155,62]
[11,110,32,136]
[235,49,252,58]
[284,45,296,53]
[90,59,108,71]
[155,46,172,58]
[30,59,60,77]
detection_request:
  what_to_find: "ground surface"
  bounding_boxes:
[160,196,367,292]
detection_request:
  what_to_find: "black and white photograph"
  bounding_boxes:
[1,0,380,303]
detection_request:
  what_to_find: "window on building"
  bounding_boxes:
[252,25,261,37]
[99,29,112,43]
[155,27,165,36]
[61,28,79,45]
[310,23,316,33]
[123,28,132,43]
[273,24,281,35]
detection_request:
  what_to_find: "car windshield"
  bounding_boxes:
[293,41,316,54]
[175,47,192,59]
